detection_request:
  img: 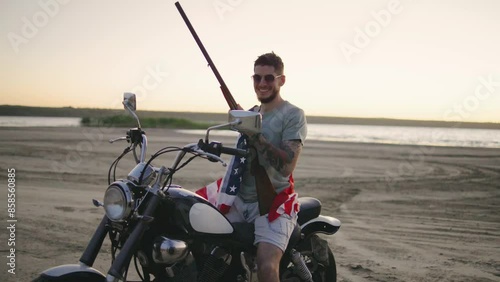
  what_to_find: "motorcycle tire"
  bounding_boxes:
[311,247,336,282]
[32,274,106,282]
[281,234,337,282]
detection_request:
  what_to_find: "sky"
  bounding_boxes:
[1,0,500,123]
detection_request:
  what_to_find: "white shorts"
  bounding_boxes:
[225,196,297,252]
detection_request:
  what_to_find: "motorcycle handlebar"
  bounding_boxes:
[220,146,248,158]
[197,139,248,158]
[193,148,227,166]
[109,136,128,143]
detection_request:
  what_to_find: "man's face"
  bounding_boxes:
[253,65,285,104]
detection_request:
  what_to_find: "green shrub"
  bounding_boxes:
[81,115,213,129]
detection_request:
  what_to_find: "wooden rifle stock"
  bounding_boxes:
[250,149,278,215]
[175,1,276,215]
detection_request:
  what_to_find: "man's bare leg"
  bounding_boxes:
[256,242,283,282]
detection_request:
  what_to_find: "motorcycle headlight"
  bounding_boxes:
[104,182,134,222]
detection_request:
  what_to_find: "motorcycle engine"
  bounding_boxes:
[152,236,190,265]
[198,246,232,282]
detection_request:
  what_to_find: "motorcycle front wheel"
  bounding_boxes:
[32,273,106,282]
[281,234,337,282]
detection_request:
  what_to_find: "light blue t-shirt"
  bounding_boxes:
[238,101,307,202]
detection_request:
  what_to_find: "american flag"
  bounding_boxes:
[196,135,249,214]
[196,135,300,222]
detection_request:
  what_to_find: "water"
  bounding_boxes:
[0,116,81,127]
[306,124,500,149]
[177,124,500,149]
[1,116,499,149]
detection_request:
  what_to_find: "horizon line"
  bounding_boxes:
[0,104,499,125]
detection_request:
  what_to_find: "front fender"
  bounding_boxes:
[300,215,341,237]
[33,264,105,282]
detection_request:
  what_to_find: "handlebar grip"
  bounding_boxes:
[220,146,248,157]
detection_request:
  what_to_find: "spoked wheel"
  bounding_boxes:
[281,235,337,282]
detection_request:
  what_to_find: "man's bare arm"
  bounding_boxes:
[251,134,303,177]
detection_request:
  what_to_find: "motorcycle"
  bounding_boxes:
[34,93,341,282]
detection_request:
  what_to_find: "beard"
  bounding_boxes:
[258,88,278,104]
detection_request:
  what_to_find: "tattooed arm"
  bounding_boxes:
[250,133,303,177]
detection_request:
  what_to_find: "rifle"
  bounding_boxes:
[175,2,277,215]
[174,2,237,110]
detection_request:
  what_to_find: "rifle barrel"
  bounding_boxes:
[175,2,238,110]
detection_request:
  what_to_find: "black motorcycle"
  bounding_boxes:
[34,93,341,282]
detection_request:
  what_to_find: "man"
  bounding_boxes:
[226,52,308,282]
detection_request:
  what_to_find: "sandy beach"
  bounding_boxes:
[0,126,499,282]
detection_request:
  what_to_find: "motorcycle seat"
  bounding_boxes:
[297,197,322,226]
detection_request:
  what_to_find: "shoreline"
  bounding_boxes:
[1,125,499,150]
[1,105,499,129]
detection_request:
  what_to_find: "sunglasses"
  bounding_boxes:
[251,74,282,83]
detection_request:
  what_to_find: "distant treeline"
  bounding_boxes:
[0,105,227,123]
[1,105,499,130]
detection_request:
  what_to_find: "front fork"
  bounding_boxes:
[77,194,161,282]
[80,215,110,267]
[106,194,161,281]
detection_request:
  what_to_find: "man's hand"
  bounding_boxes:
[250,134,303,177]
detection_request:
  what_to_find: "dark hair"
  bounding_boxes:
[254,52,284,75]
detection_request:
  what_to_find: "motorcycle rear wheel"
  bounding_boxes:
[281,235,337,282]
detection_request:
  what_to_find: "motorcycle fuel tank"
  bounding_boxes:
[167,187,233,235]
